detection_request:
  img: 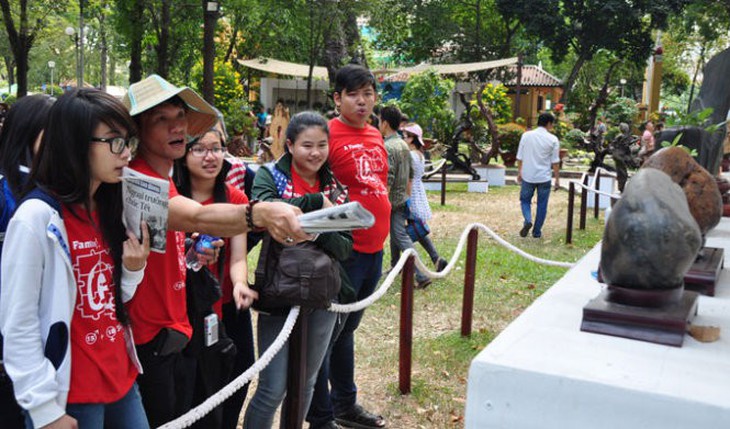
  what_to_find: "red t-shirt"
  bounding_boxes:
[327,118,391,253]
[291,168,321,196]
[203,185,249,318]
[63,206,137,404]
[127,158,191,345]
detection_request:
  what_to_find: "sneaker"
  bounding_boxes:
[415,278,432,289]
[335,404,386,429]
[311,421,345,429]
[519,222,532,237]
[436,257,448,272]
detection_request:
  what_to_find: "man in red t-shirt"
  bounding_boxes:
[307,65,389,429]
[122,74,308,427]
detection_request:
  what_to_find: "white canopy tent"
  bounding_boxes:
[383,57,519,81]
[237,57,329,80]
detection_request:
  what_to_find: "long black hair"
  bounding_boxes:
[174,126,229,204]
[31,88,137,324]
[0,94,55,197]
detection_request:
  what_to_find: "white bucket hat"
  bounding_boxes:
[123,74,218,138]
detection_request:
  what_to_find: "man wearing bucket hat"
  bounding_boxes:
[122,74,307,426]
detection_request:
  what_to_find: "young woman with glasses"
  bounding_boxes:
[0,88,151,429]
[174,122,258,428]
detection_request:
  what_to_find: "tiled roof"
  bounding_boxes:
[504,65,562,87]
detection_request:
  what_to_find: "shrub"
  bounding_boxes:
[564,128,587,149]
[399,69,456,139]
[497,122,525,153]
[472,83,512,124]
[192,59,247,131]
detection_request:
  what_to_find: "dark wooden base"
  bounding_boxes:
[581,286,699,347]
[684,247,724,296]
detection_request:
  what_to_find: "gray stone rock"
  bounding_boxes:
[601,168,702,290]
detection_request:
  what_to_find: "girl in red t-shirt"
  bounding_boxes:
[173,122,258,428]
[0,89,150,429]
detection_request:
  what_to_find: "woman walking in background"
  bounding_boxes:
[403,123,448,272]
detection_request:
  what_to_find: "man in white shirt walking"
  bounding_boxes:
[516,112,560,238]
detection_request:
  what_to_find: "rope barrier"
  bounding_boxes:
[158,307,301,429]
[158,222,574,428]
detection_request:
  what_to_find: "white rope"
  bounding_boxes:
[330,222,574,315]
[422,158,447,179]
[571,179,621,200]
[159,223,574,428]
[157,307,301,429]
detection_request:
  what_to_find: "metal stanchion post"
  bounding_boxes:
[461,229,478,337]
[580,176,588,230]
[594,174,601,219]
[399,255,415,394]
[566,181,575,244]
[283,311,309,429]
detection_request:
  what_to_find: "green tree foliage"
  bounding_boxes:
[605,97,638,126]
[498,0,689,104]
[472,83,512,124]
[369,0,525,64]
[192,59,247,132]
[398,69,455,141]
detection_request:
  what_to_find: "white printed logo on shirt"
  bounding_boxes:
[74,247,117,321]
[350,146,387,195]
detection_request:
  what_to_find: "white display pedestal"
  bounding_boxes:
[465,219,730,429]
[467,180,489,193]
[474,164,506,187]
[586,175,616,209]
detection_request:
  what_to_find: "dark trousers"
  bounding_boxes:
[0,365,24,429]
[135,333,197,428]
[307,250,383,426]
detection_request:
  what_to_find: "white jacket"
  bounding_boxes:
[0,194,144,428]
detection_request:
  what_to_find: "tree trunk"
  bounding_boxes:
[560,52,588,104]
[129,0,143,84]
[202,0,218,104]
[3,56,14,86]
[99,13,108,91]
[687,43,706,115]
[155,0,171,78]
[0,0,33,97]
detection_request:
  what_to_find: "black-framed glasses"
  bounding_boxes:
[189,146,224,157]
[91,136,139,154]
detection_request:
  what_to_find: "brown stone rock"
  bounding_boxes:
[642,146,722,234]
[601,169,702,290]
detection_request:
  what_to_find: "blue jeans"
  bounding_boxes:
[243,308,337,429]
[390,207,428,282]
[307,250,383,426]
[25,383,149,429]
[520,180,552,237]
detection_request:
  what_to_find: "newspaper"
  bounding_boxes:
[298,201,375,234]
[121,167,170,253]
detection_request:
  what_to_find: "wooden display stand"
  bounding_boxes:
[581,285,698,347]
[684,247,724,296]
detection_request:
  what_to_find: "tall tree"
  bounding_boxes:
[498,0,689,104]
[0,0,67,97]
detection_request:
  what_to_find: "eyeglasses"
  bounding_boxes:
[91,136,139,154]
[189,146,224,157]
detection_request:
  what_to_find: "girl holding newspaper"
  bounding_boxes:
[0,89,150,428]
[243,112,354,428]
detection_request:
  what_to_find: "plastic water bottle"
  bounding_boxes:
[185,234,219,272]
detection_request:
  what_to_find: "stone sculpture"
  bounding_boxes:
[601,168,702,290]
[642,146,722,235]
